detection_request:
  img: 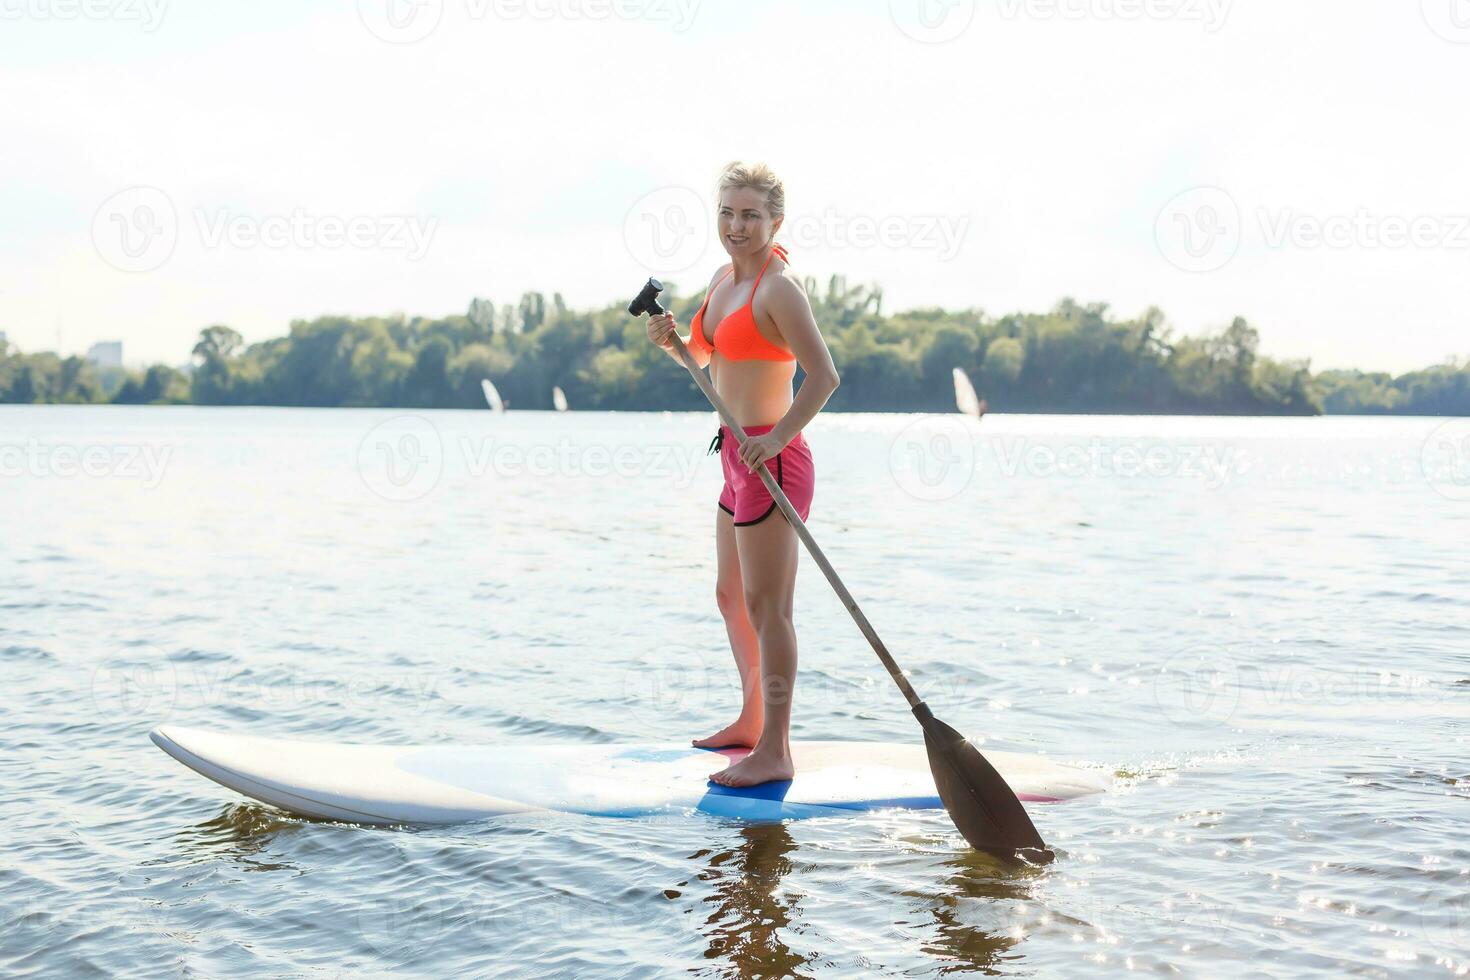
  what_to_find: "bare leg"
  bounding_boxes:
[693,507,764,748]
[709,509,800,787]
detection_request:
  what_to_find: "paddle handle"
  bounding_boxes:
[667,334,924,711]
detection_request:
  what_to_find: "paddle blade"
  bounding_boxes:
[915,703,1054,863]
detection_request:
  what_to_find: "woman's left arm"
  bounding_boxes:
[768,277,840,448]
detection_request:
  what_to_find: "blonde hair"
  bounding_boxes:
[716,160,785,220]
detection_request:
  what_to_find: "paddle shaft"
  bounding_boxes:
[667,333,924,711]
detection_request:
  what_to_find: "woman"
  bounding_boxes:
[645,162,841,788]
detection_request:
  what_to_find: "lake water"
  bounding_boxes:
[1,406,1466,977]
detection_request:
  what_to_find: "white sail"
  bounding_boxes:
[552,385,568,412]
[953,366,985,418]
[480,378,505,413]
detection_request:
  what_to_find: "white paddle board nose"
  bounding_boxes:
[150,725,199,760]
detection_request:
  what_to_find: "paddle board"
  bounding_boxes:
[150,726,1106,825]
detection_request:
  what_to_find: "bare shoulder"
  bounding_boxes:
[761,261,812,313]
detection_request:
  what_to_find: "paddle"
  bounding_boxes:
[628,278,1054,864]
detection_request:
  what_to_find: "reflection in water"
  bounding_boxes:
[904,848,1049,974]
[689,824,1053,976]
[691,823,811,978]
[160,804,305,873]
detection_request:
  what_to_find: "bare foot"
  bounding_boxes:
[692,717,762,749]
[709,743,794,787]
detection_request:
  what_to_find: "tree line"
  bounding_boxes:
[1,276,1465,414]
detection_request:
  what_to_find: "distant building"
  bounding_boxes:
[86,341,123,367]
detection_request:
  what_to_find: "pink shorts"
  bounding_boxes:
[712,423,815,526]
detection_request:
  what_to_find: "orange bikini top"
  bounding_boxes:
[687,244,796,362]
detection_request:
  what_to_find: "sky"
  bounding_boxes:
[1,0,1466,374]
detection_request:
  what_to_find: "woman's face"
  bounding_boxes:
[718,186,782,257]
